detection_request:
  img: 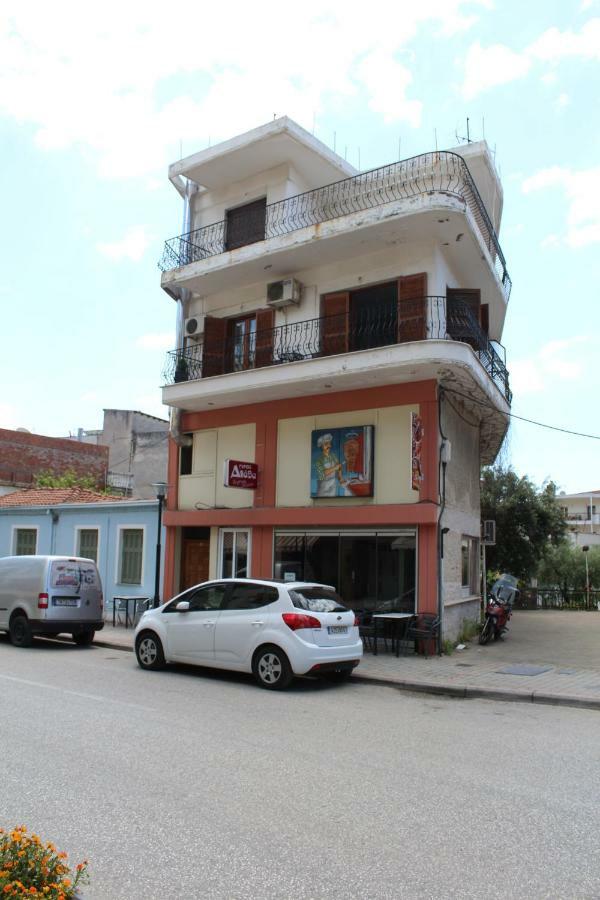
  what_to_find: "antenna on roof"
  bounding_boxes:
[312,112,315,135]
[398,137,401,160]
[482,116,485,140]
[434,128,438,152]
[179,139,182,157]
[358,147,361,169]
[333,131,337,152]
[455,117,473,144]
[344,145,347,160]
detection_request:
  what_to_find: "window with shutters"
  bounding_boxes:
[118,528,144,584]
[15,528,37,556]
[225,198,267,251]
[77,528,99,563]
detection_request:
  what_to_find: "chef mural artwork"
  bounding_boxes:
[311,426,374,498]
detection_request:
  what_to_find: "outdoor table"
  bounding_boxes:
[112,596,150,629]
[372,613,415,657]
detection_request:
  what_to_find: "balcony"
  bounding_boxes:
[159,151,511,301]
[163,297,511,405]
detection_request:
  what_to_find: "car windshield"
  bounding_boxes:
[288,587,347,613]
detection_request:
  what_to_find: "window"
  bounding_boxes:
[289,587,346,613]
[222,583,279,610]
[461,536,479,594]
[180,437,193,476]
[228,315,256,372]
[220,530,250,578]
[119,529,143,584]
[15,528,37,556]
[77,528,99,563]
[187,583,227,611]
[587,505,596,518]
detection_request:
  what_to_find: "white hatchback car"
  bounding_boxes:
[134,579,362,690]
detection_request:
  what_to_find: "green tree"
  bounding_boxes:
[34,469,100,491]
[538,543,600,590]
[480,466,567,581]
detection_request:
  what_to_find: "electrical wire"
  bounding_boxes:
[443,386,600,441]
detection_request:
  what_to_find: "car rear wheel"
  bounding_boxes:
[9,614,33,648]
[136,632,166,670]
[252,645,293,691]
[73,629,95,646]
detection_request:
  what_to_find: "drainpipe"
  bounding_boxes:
[170,176,197,450]
[437,387,449,654]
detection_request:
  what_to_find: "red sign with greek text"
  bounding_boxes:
[224,459,258,489]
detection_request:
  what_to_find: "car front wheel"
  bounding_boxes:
[252,645,293,691]
[135,632,166,670]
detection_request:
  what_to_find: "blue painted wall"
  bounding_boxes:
[0,500,166,604]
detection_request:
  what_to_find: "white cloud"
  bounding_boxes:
[0,0,489,179]
[97,226,153,262]
[461,18,600,98]
[136,332,173,351]
[511,337,593,395]
[462,41,531,100]
[522,166,600,247]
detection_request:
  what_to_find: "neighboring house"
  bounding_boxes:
[72,409,169,499]
[0,488,165,605]
[157,117,512,638]
[558,490,600,547]
[0,428,108,496]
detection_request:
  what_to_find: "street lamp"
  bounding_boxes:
[152,482,168,608]
[582,545,590,609]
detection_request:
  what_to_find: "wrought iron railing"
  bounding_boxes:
[515,588,600,611]
[159,151,511,299]
[163,297,512,403]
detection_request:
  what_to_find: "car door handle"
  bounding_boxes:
[251,621,264,626]
[203,621,215,628]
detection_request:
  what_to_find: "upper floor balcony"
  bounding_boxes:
[162,296,511,462]
[159,151,511,303]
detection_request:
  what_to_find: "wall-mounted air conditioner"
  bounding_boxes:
[184,315,205,339]
[266,278,302,308]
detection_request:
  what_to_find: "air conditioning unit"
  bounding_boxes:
[266,278,302,308]
[184,315,205,339]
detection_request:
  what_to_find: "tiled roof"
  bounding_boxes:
[0,488,127,508]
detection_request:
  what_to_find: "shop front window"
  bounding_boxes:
[274,530,416,611]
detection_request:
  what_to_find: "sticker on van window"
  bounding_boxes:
[50,563,81,590]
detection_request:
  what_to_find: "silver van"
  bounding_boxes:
[0,556,104,647]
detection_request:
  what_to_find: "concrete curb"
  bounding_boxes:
[91,637,600,711]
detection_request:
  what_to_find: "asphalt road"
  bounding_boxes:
[1,635,599,900]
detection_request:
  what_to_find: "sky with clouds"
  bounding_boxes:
[1,0,598,493]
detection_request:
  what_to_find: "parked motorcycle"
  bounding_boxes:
[479,574,519,645]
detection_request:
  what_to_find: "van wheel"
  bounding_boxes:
[9,614,33,648]
[135,632,166,670]
[252,645,293,691]
[73,629,95,646]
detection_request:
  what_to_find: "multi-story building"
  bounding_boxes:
[72,409,169,499]
[0,427,108,496]
[157,117,512,637]
[558,490,600,547]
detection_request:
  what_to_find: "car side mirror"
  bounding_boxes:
[175,600,190,612]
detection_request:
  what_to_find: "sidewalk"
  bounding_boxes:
[95,613,600,711]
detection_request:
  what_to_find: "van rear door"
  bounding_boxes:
[48,560,103,624]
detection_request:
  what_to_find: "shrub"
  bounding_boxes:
[0,825,89,898]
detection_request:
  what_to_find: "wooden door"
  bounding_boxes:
[202,316,228,378]
[398,273,427,343]
[321,291,349,356]
[181,539,210,591]
[254,307,275,368]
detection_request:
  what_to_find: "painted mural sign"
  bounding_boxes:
[310,426,374,498]
[411,412,424,492]
[224,459,258,489]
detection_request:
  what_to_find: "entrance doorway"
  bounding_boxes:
[180,527,210,591]
[349,281,398,351]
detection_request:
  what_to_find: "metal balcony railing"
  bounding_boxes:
[159,151,512,299]
[162,297,512,403]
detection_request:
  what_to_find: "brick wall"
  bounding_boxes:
[0,429,109,489]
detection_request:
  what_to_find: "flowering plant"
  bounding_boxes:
[0,826,89,898]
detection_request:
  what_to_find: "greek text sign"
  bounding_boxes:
[224,459,258,489]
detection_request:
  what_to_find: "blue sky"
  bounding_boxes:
[1,0,598,493]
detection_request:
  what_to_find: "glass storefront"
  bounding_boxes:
[274,530,416,612]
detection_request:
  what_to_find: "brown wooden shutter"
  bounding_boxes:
[446,288,482,349]
[321,292,349,356]
[480,303,489,335]
[398,273,427,343]
[254,308,275,369]
[201,316,227,378]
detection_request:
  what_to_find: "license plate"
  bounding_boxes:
[53,598,78,607]
[328,625,348,634]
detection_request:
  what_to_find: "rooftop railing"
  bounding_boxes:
[162,297,512,404]
[159,151,512,300]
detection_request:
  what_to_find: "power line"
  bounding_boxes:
[442,387,600,441]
